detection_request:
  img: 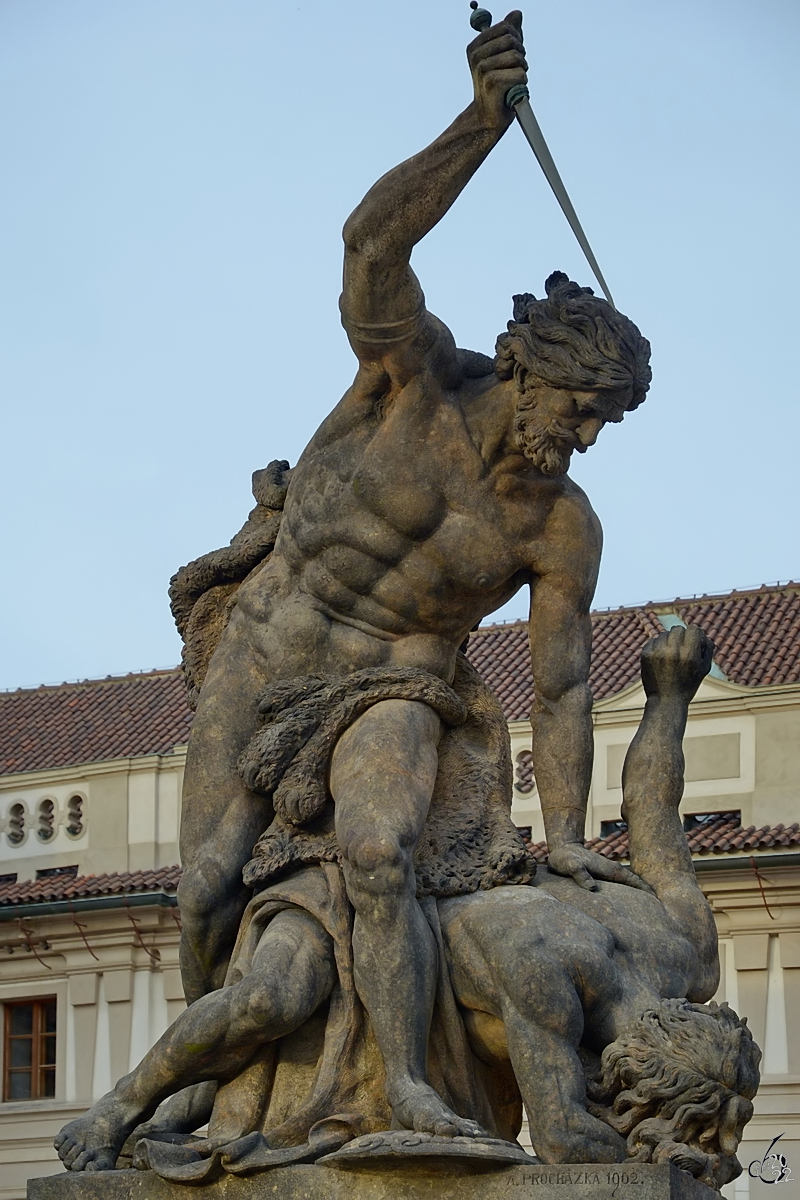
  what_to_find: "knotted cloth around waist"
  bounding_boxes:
[238,666,467,827]
[239,657,532,898]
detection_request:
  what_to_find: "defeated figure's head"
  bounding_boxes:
[495,272,652,476]
[586,999,761,1191]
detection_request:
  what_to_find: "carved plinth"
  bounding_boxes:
[28,1163,719,1200]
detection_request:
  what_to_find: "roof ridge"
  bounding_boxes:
[523,820,800,863]
[0,864,182,906]
[473,619,527,634]
[590,581,800,621]
[1,668,182,697]
[475,581,800,633]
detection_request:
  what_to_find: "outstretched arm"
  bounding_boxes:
[529,501,646,891]
[622,625,712,887]
[341,12,526,384]
[621,625,718,994]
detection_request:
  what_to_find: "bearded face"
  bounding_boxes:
[514,403,576,476]
[513,383,619,476]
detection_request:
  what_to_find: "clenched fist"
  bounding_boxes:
[468,11,528,131]
[641,624,714,704]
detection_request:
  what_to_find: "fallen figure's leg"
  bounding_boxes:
[122,1081,217,1149]
[54,909,335,1172]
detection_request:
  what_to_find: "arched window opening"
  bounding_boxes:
[7,803,25,846]
[66,795,85,838]
[37,799,55,841]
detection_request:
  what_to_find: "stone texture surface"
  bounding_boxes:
[46,15,759,1195]
[28,1163,719,1200]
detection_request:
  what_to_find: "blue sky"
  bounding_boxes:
[1,0,798,689]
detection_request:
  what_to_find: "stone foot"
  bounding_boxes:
[389,1080,485,1138]
[54,1093,141,1172]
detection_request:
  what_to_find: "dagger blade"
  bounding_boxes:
[511,93,616,309]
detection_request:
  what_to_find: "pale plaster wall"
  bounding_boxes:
[0,906,185,1198]
[754,709,800,828]
[510,680,800,842]
[0,750,186,883]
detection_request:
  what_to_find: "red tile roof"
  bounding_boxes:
[0,584,797,772]
[469,583,800,720]
[523,816,800,864]
[2,817,797,909]
[0,865,181,907]
[0,671,192,775]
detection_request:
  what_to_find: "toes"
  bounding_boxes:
[68,1150,92,1172]
[433,1120,459,1137]
[63,1143,85,1168]
[459,1121,485,1138]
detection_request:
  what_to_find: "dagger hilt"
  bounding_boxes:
[505,82,530,108]
[468,2,492,31]
[468,5,530,108]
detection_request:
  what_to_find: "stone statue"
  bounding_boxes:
[47,11,761,1197]
[168,9,652,1141]
[53,627,760,1192]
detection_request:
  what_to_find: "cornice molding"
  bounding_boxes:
[0,746,188,793]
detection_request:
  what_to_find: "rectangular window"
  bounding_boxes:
[3,998,56,1101]
[600,819,628,839]
[683,811,741,832]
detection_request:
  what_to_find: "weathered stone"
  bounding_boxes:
[49,11,761,1196]
[166,12,656,1159]
[317,1128,536,1168]
[29,1162,718,1200]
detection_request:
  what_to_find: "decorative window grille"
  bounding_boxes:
[683,811,741,832]
[514,751,535,794]
[36,799,55,842]
[66,795,84,838]
[600,819,628,839]
[6,803,25,846]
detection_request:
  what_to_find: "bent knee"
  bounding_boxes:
[501,959,584,1037]
[231,934,335,1032]
[230,976,296,1033]
[178,865,245,928]
[341,836,413,898]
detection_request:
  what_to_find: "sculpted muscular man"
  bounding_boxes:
[177,10,652,1136]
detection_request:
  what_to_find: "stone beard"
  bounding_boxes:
[513,390,579,476]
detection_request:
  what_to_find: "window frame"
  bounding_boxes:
[0,981,66,1105]
[3,996,57,1101]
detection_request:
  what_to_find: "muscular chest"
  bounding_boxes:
[287,395,533,582]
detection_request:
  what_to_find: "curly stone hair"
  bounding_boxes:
[586,999,761,1192]
[495,272,652,416]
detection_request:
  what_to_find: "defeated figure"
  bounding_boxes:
[55,627,760,1191]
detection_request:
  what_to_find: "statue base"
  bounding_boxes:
[28,1162,718,1199]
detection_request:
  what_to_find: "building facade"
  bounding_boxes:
[1,584,798,1198]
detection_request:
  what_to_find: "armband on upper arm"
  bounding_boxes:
[341,307,425,348]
